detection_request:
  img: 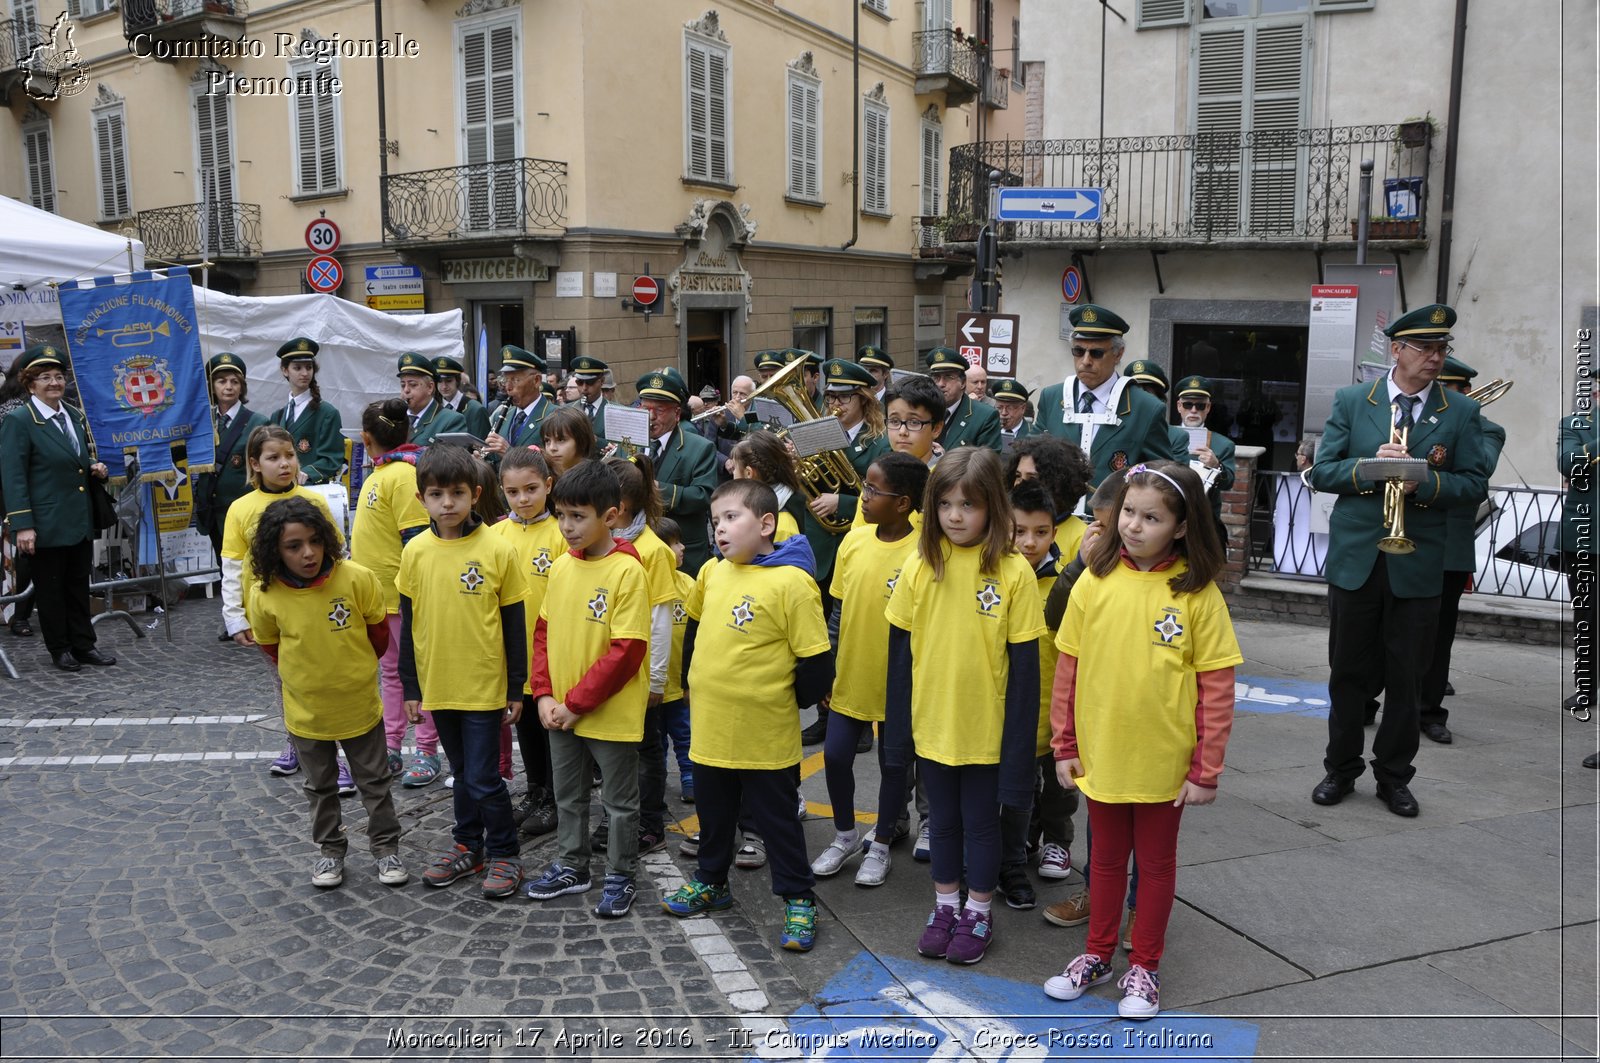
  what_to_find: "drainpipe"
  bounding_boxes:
[1434,0,1468,304]
[842,0,860,250]
[375,0,391,238]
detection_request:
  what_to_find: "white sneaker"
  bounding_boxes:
[311,856,344,889]
[1044,953,1113,1001]
[1116,963,1161,1020]
[443,775,455,789]
[375,854,409,887]
[797,793,809,820]
[735,833,767,870]
[855,844,891,887]
[913,822,931,862]
[1038,842,1072,879]
[811,832,860,877]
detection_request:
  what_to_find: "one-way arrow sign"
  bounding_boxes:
[960,317,984,343]
[996,187,1103,223]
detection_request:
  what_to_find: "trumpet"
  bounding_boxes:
[1466,378,1513,406]
[1377,403,1416,555]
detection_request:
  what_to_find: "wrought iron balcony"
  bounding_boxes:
[382,158,568,245]
[913,29,979,106]
[137,201,262,260]
[0,18,38,99]
[982,67,1009,110]
[949,123,1433,249]
[122,0,247,47]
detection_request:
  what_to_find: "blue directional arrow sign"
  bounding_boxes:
[997,186,1103,222]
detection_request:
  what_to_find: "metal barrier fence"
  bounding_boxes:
[1250,472,1571,602]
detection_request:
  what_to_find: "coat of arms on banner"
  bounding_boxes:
[113,355,177,415]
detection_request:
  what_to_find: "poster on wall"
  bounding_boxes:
[1304,284,1360,433]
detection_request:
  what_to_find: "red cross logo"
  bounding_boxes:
[125,372,165,411]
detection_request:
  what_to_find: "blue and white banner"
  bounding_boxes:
[56,271,214,480]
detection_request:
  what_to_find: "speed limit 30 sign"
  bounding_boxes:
[305,218,341,254]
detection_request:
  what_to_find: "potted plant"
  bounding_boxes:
[1350,217,1422,240]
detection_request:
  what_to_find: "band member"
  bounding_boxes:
[1175,375,1237,534]
[754,350,787,387]
[569,355,612,449]
[856,345,893,403]
[270,337,344,485]
[926,347,1001,452]
[993,379,1035,454]
[397,352,467,448]
[636,371,718,571]
[433,356,491,439]
[1122,361,1191,460]
[1033,306,1184,487]
[483,345,550,457]
[196,352,268,573]
[1308,304,1488,818]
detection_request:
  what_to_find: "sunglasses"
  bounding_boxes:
[1178,400,1208,411]
[1071,346,1112,360]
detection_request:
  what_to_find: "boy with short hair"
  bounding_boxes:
[398,446,527,899]
[884,377,948,468]
[663,480,834,951]
[525,460,650,918]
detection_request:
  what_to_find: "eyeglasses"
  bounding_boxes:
[887,417,934,431]
[823,393,856,406]
[1071,346,1112,360]
[1399,340,1453,357]
[34,372,66,384]
[860,483,905,500]
[1178,400,1208,411]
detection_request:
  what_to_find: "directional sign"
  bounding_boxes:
[364,264,424,314]
[954,312,1021,377]
[304,218,341,254]
[306,255,343,294]
[632,275,660,306]
[996,187,1103,223]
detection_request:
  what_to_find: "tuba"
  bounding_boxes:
[1466,378,1513,407]
[746,356,864,533]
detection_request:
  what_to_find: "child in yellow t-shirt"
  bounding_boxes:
[885,447,1044,967]
[245,497,405,891]
[729,430,806,542]
[664,480,833,953]
[491,445,565,839]
[221,424,342,779]
[1044,462,1241,1022]
[525,460,650,918]
[397,446,528,901]
[1006,434,1093,555]
[811,452,928,889]
[349,399,437,785]
[654,518,696,803]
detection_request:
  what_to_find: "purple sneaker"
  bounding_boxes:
[336,758,356,796]
[270,744,299,776]
[945,907,994,964]
[916,904,959,959]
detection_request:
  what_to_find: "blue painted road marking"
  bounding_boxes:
[1233,675,1331,718]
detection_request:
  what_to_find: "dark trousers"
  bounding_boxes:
[290,720,402,858]
[31,539,96,657]
[433,709,520,860]
[638,703,668,836]
[1326,556,1439,786]
[1420,569,1470,725]
[921,758,1001,894]
[693,762,815,900]
[9,548,34,624]
[661,698,693,780]
[514,695,553,792]
[822,711,909,845]
[1001,754,1079,870]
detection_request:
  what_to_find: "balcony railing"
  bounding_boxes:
[950,124,1433,247]
[982,67,1009,110]
[913,28,979,94]
[382,158,568,244]
[0,18,36,75]
[137,201,262,260]
[123,0,247,45]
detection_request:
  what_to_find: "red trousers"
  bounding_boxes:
[1085,796,1184,970]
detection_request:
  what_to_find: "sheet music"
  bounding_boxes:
[787,416,851,459]
[753,398,796,429]
[607,405,651,448]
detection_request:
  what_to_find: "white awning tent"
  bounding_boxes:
[0,194,146,328]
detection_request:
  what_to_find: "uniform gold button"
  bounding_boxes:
[78,486,85,492]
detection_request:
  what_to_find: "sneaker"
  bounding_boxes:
[522,862,591,900]
[310,855,343,888]
[811,832,861,877]
[946,907,994,964]
[999,866,1036,910]
[781,897,818,951]
[385,749,403,778]
[481,857,523,899]
[401,753,440,788]
[889,819,912,846]
[680,777,695,804]
[591,764,603,788]
[1117,963,1161,1020]
[678,831,701,858]
[638,830,667,855]
[592,810,610,849]
[270,744,300,776]
[422,843,483,888]
[511,791,537,828]
[336,759,356,796]
[520,795,558,838]
[375,854,409,886]
[916,904,959,958]
[796,793,809,821]
[913,822,931,862]
[1042,892,1090,928]
[1037,842,1072,880]
[1122,910,1137,952]
[661,878,733,916]
[735,833,766,870]
[594,873,636,918]
[1043,953,1114,1001]
[855,844,891,887]
[442,775,454,789]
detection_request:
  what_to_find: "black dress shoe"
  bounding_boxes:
[1564,693,1590,714]
[1443,681,1455,697]
[1421,721,1452,744]
[1311,773,1354,806]
[1375,780,1419,817]
[52,652,82,673]
[1362,699,1380,726]
[799,713,828,746]
[9,619,33,637]
[1584,752,1599,770]
[73,649,117,667]
[855,727,874,754]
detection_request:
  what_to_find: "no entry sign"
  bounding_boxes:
[632,276,660,306]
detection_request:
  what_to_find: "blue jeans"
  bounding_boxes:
[432,709,519,860]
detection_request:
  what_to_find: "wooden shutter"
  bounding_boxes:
[1137,0,1190,29]
[94,106,129,218]
[863,101,888,213]
[194,90,237,251]
[292,61,340,195]
[686,37,730,183]
[863,0,888,14]
[1192,25,1244,233]
[706,46,729,182]
[920,120,941,217]
[24,123,53,213]
[1247,22,1305,234]
[463,23,516,166]
[786,73,819,199]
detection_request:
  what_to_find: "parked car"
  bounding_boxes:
[1473,484,1568,602]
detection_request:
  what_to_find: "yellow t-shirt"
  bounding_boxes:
[396,523,527,712]
[884,543,1044,766]
[830,524,918,722]
[246,560,386,741]
[1034,569,1060,757]
[686,559,830,770]
[490,514,567,695]
[776,510,799,543]
[1056,559,1243,803]
[541,548,651,742]
[222,485,343,617]
[1054,515,1087,563]
[633,526,681,606]
[349,459,430,614]
[851,503,924,533]
[664,569,695,703]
